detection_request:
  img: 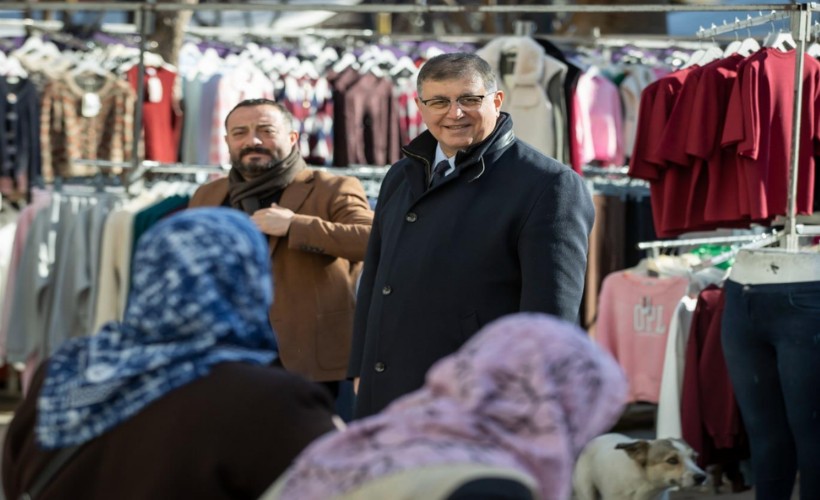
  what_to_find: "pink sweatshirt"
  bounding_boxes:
[595,271,689,403]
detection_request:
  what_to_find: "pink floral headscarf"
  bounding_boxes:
[277,313,628,500]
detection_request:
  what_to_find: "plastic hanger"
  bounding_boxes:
[697,44,724,66]
[723,29,743,57]
[721,18,760,57]
[682,27,709,68]
[695,26,725,65]
[69,55,110,78]
[194,47,222,77]
[763,17,796,52]
[763,31,796,51]
[4,55,28,82]
[807,22,820,58]
[314,47,339,69]
[331,52,359,73]
[389,54,418,78]
[681,47,705,68]
[358,57,385,78]
[737,36,761,57]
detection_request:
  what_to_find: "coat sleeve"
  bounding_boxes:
[517,169,594,323]
[287,175,374,262]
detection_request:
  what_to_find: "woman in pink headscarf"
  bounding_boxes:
[262,313,628,500]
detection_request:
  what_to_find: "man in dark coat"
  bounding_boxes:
[348,53,595,418]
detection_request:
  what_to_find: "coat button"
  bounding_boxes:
[382,285,392,295]
[374,362,386,372]
[405,212,418,222]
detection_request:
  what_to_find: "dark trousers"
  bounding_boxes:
[721,279,820,500]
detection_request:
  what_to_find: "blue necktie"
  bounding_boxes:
[429,160,450,188]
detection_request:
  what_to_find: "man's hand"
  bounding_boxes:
[251,203,295,236]
[353,377,360,394]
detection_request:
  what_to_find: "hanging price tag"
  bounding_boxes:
[82,92,101,118]
[147,75,163,103]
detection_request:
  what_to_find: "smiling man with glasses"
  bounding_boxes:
[348,52,595,418]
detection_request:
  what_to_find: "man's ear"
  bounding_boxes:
[615,441,650,467]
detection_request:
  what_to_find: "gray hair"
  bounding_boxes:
[416,52,497,96]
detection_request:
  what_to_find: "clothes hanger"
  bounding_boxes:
[69,54,110,78]
[736,29,761,57]
[3,55,28,83]
[763,16,796,52]
[694,25,725,65]
[331,51,359,73]
[697,42,724,66]
[313,46,340,72]
[682,27,708,68]
[389,54,418,78]
[722,26,743,57]
[763,30,796,51]
[358,57,386,78]
[807,22,820,58]
[723,20,761,58]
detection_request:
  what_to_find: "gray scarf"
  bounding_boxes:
[228,147,306,214]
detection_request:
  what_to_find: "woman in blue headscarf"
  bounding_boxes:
[3,207,338,499]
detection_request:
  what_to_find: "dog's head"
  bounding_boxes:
[615,438,707,489]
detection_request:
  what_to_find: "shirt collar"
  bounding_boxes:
[434,144,456,170]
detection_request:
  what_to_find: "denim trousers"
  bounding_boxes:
[721,279,820,500]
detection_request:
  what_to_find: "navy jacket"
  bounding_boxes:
[348,113,594,417]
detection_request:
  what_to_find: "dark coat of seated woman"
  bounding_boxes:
[2,207,338,500]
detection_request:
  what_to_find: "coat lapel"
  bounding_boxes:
[268,169,314,257]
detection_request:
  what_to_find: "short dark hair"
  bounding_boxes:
[224,98,295,132]
[416,52,497,97]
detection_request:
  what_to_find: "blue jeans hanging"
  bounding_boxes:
[721,279,820,500]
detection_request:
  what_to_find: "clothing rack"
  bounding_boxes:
[637,232,776,252]
[583,166,631,176]
[687,4,813,252]
[695,10,792,40]
[0,2,815,242]
[71,159,225,194]
[691,231,784,272]
[795,224,820,236]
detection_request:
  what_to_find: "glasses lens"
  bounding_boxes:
[457,96,483,109]
[427,99,450,111]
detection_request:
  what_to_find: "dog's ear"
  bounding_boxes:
[615,441,650,467]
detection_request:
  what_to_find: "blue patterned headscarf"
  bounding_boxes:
[36,207,279,449]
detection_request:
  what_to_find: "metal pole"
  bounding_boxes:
[784,3,811,252]
[128,1,155,195]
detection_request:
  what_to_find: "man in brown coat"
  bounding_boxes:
[189,98,373,392]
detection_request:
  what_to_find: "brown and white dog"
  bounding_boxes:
[572,433,707,500]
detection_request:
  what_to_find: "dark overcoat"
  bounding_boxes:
[348,113,595,417]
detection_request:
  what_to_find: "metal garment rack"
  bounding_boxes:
[1,2,814,248]
[692,4,814,252]
[695,10,793,39]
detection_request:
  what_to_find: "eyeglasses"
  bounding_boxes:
[419,92,497,113]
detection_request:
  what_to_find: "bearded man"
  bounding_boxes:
[189,98,373,396]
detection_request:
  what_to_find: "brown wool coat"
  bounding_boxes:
[189,169,373,381]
